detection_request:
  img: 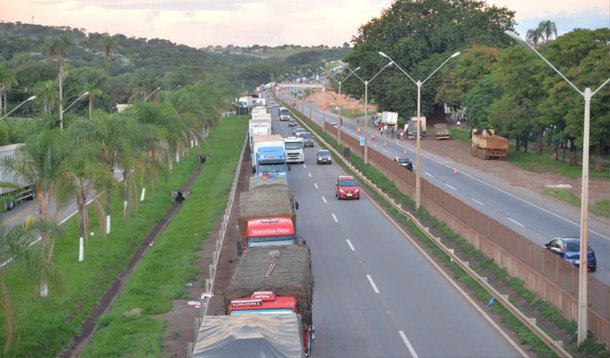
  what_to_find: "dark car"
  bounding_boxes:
[395,156,413,171]
[316,150,332,164]
[297,131,314,147]
[545,237,597,272]
[288,119,297,127]
[336,175,360,200]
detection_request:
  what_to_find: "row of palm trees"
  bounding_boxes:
[0,78,232,352]
[526,20,558,48]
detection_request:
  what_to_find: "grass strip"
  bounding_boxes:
[81,116,246,357]
[0,115,245,358]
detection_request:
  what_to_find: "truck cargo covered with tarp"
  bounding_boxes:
[224,246,314,316]
[191,314,305,358]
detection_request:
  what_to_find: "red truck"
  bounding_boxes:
[224,246,315,356]
[236,176,301,255]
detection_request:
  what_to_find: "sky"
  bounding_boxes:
[1,0,608,48]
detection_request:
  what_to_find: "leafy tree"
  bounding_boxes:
[345,0,515,118]
[461,74,500,128]
[525,27,542,48]
[436,45,502,106]
[537,20,557,43]
[33,80,58,115]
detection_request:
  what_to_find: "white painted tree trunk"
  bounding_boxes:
[190,139,194,147]
[106,215,111,234]
[140,187,146,202]
[176,152,180,163]
[123,200,128,217]
[79,237,84,262]
[40,281,49,297]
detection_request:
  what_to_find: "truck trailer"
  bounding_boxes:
[224,246,314,356]
[471,128,509,160]
[0,143,35,211]
[237,178,299,254]
[251,135,288,177]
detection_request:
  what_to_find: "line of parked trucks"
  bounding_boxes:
[192,101,314,357]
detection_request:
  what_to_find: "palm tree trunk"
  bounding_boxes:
[594,143,602,171]
[58,62,64,131]
[106,182,112,235]
[89,96,93,120]
[0,277,15,353]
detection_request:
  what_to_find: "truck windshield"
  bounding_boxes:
[285,142,303,150]
[248,235,296,247]
[230,308,294,316]
[279,109,290,116]
[257,163,288,174]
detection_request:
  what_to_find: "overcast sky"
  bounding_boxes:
[1,0,608,48]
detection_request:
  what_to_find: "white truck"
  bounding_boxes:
[381,111,398,126]
[248,120,272,151]
[0,143,35,211]
[251,135,288,177]
[284,136,305,164]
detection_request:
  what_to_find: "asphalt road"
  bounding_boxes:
[289,96,610,284]
[268,103,525,357]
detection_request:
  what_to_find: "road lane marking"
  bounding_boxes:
[399,330,419,358]
[383,149,388,153]
[331,213,338,222]
[445,184,456,191]
[425,172,433,178]
[366,274,380,293]
[472,198,484,206]
[314,183,318,189]
[346,239,355,251]
[322,196,327,204]
[303,164,307,169]
[308,172,312,178]
[508,217,525,227]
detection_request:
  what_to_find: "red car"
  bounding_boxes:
[336,175,360,200]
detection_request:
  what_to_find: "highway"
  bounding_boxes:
[269,104,525,357]
[289,96,610,284]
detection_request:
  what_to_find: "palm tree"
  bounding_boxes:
[34,80,58,115]
[0,221,53,353]
[0,63,19,116]
[537,20,557,43]
[99,34,117,79]
[44,35,72,131]
[525,28,542,48]
[0,128,72,296]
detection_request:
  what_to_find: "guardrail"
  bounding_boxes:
[284,98,573,357]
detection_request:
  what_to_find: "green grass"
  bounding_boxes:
[82,117,246,357]
[544,188,610,218]
[329,108,364,119]
[0,116,247,358]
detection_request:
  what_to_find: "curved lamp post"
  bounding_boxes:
[62,91,90,114]
[505,30,610,346]
[350,61,394,164]
[0,95,36,122]
[379,51,460,210]
[144,86,161,102]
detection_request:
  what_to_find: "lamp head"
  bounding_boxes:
[504,30,523,43]
[378,51,389,59]
[451,52,461,58]
[26,95,36,101]
[83,91,90,96]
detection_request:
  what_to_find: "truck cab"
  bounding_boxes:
[251,135,289,177]
[279,107,290,121]
[228,291,313,356]
[284,136,305,163]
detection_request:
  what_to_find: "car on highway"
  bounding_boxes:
[288,118,297,127]
[293,126,305,136]
[544,237,597,272]
[316,149,332,164]
[336,175,360,200]
[394,156,413,171]
[296,131,314,147]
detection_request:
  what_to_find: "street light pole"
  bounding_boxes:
[351,62,393,164]
[0,96,36,122]
[321,65,360,146]
[379,51,460,209]
[62,91,90,114]
[505,30,610,346]
[144,86,161,102]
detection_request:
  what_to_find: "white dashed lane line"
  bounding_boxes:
[346,239,355,251]
[508,217,525,227]
[366,274,380,294]
[331,213,338,222]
